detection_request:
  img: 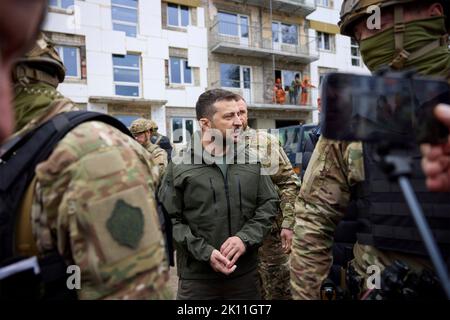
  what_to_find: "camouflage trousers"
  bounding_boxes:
[257,219,292,300]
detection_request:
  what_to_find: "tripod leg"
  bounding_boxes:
[398,176,450,299]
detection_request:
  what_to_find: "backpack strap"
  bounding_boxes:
[0,111,132,262]
[15,177,39,257]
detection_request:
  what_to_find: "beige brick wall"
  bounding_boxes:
[169,47,189,59]
[108,105,152,118]
[47,32,85,46]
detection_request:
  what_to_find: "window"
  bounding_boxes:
[316,0,332,8]
[318,67,337,87]
[112,0,138,37]
[272,22,298,45]
[317,31,334,51]
[167,3,190,27]
[218,12,249,39]
[49,0,74,9]
[282,70,298,90]
[113,53,141,97]
[56,46,80,78]
[220,64,250,89]
[171,118,196,144]
[115,115,140,127]
[169,57,192,84]
[351,38,361,67]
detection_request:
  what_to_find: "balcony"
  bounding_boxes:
[230,0,316,17]
[210,80,318,111]
[210,19,319,64]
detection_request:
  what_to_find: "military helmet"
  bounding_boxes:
[15,33,66,83]
[129,118,151,135]
[148,120,159,131]
[339,0,450,37]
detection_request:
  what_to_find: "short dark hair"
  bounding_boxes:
[235,94,245,103]
[195,89,239,120]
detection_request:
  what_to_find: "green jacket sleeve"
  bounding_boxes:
[158,163,214,262]
[235,169,279,248]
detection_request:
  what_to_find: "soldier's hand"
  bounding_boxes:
[280,228,293,254]
[220,236,246,268]
[421,104,450,192]
[210,249,236,275]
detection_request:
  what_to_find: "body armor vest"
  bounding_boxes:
[353,143,450,260]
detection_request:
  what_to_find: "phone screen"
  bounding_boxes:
[321,72,450,144]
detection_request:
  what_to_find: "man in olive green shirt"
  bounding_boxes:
[159,89,278,300]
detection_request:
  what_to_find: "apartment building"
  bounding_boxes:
[43,0,369,141]
[206,0,320,129]
[43,0,208,141]
[307,0,370,122]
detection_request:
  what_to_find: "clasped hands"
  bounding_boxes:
[209,236,246,276]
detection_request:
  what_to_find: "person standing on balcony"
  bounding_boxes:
[291,73,302,105]
[300,77,316,105]
[273,78,286,104]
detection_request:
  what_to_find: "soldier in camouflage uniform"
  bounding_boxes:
[130,118,168,177]
[237,98,301,300]
[149,120,173,161]
[8,34,172,299]
[291,0,450,299]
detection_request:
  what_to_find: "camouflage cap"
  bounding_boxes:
[15,33,66,82]
[148,120,158,131]
[130,118,151,135]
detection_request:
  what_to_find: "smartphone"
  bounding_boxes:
[321,72,450,144]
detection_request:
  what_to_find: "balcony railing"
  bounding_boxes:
[210,79,319,108]
[230,0,316,16]
[210,19,319,64]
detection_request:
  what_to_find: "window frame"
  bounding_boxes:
[351,38,362,67]
[272,21,298,46]
[171,117,197,144]
[169,57,193,85]
[218,11,250,40]
[56,45,81,79]
[112,53,142,97]
[316,0,332,8]
[317,31,334,52]
[49,0,74,9]
[318,67,338,87]
[111,0,139,38]
[220,63,252,90]
[281,70,301,90]
[167,3,191,28]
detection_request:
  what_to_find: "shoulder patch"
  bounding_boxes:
[107,200,144,249]
[348,144,363,161]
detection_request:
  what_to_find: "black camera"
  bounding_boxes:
[321,71,450,145]
[320,71,450,300]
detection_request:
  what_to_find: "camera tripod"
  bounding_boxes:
[376,146,450,300]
